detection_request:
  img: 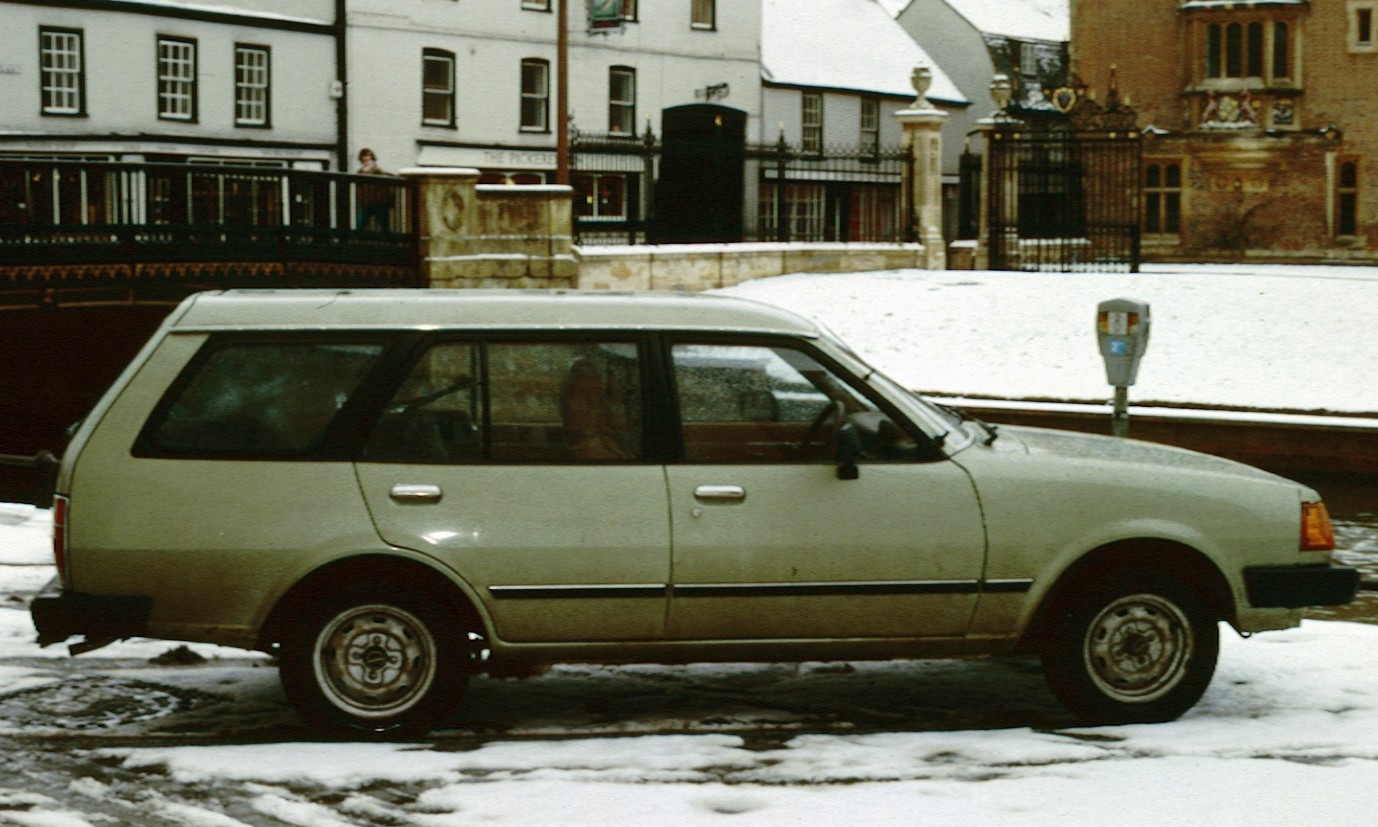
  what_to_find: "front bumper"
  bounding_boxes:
[1244,564,1360,609]
[30,578,151,648]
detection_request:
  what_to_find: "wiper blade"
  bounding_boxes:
[933,402,999,446]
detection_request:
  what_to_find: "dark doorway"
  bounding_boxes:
[1,304,175,504]
[649,104,746,243]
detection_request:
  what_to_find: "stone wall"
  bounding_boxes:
[575,243,932,291]
[406,168,939,293]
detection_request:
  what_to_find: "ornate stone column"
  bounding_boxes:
[893,65,949,270]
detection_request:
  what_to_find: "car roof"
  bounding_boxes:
[168,289,822,337]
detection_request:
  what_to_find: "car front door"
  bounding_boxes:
[663,340,987,641]
[356,337,670,644]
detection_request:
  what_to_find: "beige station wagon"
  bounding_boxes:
[32,289,1358,736]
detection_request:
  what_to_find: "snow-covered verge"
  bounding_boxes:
[718,263,1378,415]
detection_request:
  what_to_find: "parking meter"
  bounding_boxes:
[1096,298,1150,436]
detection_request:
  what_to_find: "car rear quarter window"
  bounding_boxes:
[138,339,386,456]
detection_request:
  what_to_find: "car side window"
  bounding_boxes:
[671,342,884,463]
[364,340,643,463]
[363,341,482,463]
[141,339,385,456]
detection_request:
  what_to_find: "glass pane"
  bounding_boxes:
[488,342,641,462]
[1273,22,1289,77]
[1145,193,1161,233]
[151,341,383,454]
[1247,23,1264,76]
[672,343,877,463]
[365,343,480,463]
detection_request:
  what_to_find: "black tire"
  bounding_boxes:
[1041,569,1219,725]
[280,584,473,738]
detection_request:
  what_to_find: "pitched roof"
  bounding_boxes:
[763,0,966,104]
[940,0,1069,43]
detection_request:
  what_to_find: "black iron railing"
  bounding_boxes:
[0,160,416,271]
[569,131,911,245]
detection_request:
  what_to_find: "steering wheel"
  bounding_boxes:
[796,399,844,454]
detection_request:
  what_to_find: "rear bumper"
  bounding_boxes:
[29,578,151,647]
[1243,564,1360,609]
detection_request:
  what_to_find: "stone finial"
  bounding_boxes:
[911,65,933,108]
[990,73,1013,114]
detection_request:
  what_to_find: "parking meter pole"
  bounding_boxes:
[1112,386,1129,438]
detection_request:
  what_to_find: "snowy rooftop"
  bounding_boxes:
[938,0,1070,43]
[763,0,967,104]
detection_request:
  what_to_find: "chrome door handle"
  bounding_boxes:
[694,484,746,503]
[389,483,443,504]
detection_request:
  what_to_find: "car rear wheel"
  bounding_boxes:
[1041,570,1219,725]
[280,585,472,738]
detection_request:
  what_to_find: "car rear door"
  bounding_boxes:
[356,336,671,643]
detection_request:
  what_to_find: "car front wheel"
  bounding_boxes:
[280,585,472,738]
[1041,570,1219,725]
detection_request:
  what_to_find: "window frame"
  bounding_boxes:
[608,65,636,136]
[572,172,631,220]
[1350,2,1378,52]
[691,0,716,30]
[422,48,457,128]
[39,27,85,117]
[664,333,939,466]
[1142,158,1184,238]
[157,35,198,122]
[365,333,656,465]
[234,43,271,129]
[860,97,880,155]
[520,58,551,133]
[134,332,399,461]
[1198,16,1295,85]
[801,91,824,155]
[1335,157,1360,238]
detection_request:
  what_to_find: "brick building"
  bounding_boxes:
[1073,0,1375,262]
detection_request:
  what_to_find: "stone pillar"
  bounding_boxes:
[402,167,481,288]
[403,168,578,289]
[973,74,1021,271]
[894,66,949,271]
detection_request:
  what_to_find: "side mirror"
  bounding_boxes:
[835,422,860,480]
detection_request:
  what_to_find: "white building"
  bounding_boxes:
[760,0,965,242]
[346,1,761,172]
[0,0,340,167]
[1,0,969,243]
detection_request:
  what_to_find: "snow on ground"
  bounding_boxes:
[1,264,1376,825]
[718,262,1378,415]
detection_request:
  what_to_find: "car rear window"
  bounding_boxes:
[138,339,386,456]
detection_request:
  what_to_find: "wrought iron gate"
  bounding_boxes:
[986,127,1142,272]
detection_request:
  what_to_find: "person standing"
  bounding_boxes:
[355,148,393,231]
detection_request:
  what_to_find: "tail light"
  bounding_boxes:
[1300,501,1335,551]
[52,494,70,580]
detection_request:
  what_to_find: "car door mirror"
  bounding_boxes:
[835,422,861,480]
